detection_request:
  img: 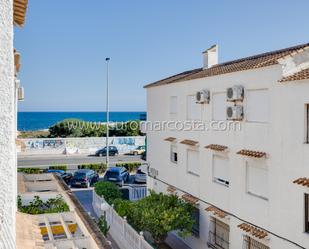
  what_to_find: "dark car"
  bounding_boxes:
[61,172,73,184]
[71,169,99,188]
[103,167,129,186]
[95,146,119,157]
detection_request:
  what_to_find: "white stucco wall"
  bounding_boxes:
[146,63,309,249]
[0,0,17,248]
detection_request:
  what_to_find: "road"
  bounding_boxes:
[18,154,143,168]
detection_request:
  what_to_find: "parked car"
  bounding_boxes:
[134,165,147,184]
[103,167,130,186]
[95,146,119,157]
[61,172,73,184]
[45,169,65,175]
[71,169,98,188]
[129,145,146,156]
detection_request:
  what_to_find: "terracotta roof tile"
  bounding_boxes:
[293,177,309,187]
[164,137,176,142]
[181,194,199,205]
[144,43,309,88]
[205,206,228,219]
[279,68,309,82]
[205,144,228,151]
[14,0,28,26]
[180,139,199,146]
[238,223,268,239]
[166,185,177,194]
[236,149,266,158]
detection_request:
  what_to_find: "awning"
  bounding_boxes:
[205,144,228,152]
[166,185,177,194]
[205,206,228,219]
[237,223,268,239]
[181,194,199,205]
[293,177,309,187]
[180,139,199,146]
[164,137,176,142]
[14,0,29,26]
[236,149,266,158]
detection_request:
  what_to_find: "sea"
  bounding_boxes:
[18,112,146,131]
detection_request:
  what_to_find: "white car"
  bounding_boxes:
[134,165,147,184]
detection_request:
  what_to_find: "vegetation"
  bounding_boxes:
[98,215,110,236]
[78,163,107,174]
[18,168,43,174]
[116,162,141,173]
[94,181,122,204]
[113,191,194,245]
[18,195,69,214]
[18,130,50,138]
[48,119,142,138]
[49,164,67,171]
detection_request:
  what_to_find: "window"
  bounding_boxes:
[242,235,269,249]
[212,92,226,121]
[170,96,178,117]
[187,95,201,120]
[192,207,200,237]
[246,89,269,123]
[305,194,309,233]
[187,149,199,176]
[213,155,229,186]
[246,160,268,200]
[305,104,309,144]
[170,144,178,163]
[208,218,229,249]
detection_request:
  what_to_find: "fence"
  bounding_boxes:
[92,191,153,249]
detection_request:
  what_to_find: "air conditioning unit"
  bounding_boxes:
[226,85,244,101]
[196,89,210,104]
[148,167,159,178]
[18,87,24,101]
[226,105,243,120]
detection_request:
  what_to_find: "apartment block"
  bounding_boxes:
[145,43,309,249]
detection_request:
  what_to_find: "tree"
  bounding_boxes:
[114,191,194,245]
[94,181,122,204]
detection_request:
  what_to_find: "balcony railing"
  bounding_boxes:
[207,231,229,249]
[242,235,269,249]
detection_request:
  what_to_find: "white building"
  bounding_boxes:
[145,43,309,249]
[0,0,27,248]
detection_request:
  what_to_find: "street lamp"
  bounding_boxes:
[105,57,110,168]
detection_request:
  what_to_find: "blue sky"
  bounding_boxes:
[16,0,309,112]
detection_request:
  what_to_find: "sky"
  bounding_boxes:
[15,0,309,112]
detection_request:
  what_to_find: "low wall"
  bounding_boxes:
[17,136,146,155]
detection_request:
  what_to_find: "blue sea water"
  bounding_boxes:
[18,112,146,131]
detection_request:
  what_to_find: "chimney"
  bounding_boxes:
[203,44,218,69]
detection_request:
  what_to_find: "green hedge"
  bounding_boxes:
[115,162,141,172]
[78,163,107,174]
[18,168,43,174]
[49,165,67,171]
[94,181,122,204]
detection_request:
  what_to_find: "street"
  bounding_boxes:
[18,154,143,168]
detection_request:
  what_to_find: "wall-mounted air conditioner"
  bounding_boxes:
[18,87,24,101]
[227,85,244,101]
[196,89,210,104]
[226,105,243,120]
[148,167,159,178]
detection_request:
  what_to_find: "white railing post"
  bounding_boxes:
[139,231,144,249]
[111,204,114,225]
[123,216,127,238]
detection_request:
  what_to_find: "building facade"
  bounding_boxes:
[145,43,309,249]
[0,0,27,248]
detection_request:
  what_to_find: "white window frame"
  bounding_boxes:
[212,154,229,187]
[187,148,200,176]
[246,160,269,201]
[186,95,201,120]
[170,143,178,164]
[170,96,178,115]
[305,104,309,144]
[245,89,269,123]
[212,92,226,121]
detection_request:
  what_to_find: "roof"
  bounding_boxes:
[14,0,28,26]
[144,43,309,88]
[279,68,309,82]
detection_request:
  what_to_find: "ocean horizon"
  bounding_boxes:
[18,111,146,131]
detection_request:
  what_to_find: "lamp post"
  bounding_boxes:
[105,58,110,168]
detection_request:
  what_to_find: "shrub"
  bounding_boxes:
[78,163,107,174]
[98,215,110,236]
[116,162,141,173]
[94,181,122,204]
[18,168,43,174]
[18,195,69,214]
[49,164,67,171]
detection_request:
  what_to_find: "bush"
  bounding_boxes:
[78,163,107,174]
[116,162,141,173]
[49,164,67,171]
[98,215,110,236]
[94,181,122,204]
[18,168,43,174]
[18,195,69,214]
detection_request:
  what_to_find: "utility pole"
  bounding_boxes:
[105,57,110,168]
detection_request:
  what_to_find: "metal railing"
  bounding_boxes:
[207,231,229,249]
[242,235,269,249]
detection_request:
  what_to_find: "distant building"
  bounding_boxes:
[145,43,309,249]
